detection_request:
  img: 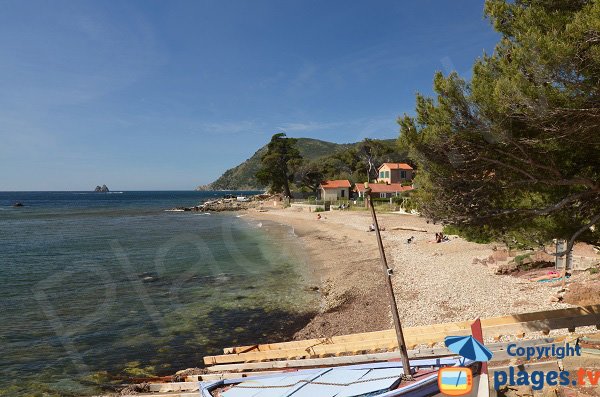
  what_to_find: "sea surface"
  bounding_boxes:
[0,191,317,396]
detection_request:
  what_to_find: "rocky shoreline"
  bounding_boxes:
[167,194,279,212]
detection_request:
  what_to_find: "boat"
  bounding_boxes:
[12,202,24,207]
[200,357,475,397]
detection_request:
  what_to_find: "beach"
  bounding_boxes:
[245,207,592,342]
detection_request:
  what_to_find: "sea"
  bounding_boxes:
[0,191,317,396]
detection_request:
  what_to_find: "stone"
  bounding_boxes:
[94,184,109,192]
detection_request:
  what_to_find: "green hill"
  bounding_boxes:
[197,138,355,191]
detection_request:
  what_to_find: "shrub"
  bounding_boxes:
[442,225,495,244]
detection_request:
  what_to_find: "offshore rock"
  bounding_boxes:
[94,184,110,192]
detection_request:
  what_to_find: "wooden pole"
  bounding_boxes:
[366,186,413,378]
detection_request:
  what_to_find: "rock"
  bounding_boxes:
[94,184,109,192]
[549,295,562,303]
[492,249,509,262]
[532,251,554,262]
[495,262,518,275]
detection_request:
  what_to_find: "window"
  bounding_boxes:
[380,193,387,198]
[340,189,345,198]
[380,171,385,179]
[385,171,390,178]
[401,171,406,179]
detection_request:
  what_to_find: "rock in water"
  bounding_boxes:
[94,185,110,192]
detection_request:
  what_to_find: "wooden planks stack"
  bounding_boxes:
[119,306,600,396]
[203,305,600,368]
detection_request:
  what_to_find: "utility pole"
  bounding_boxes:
[365,183,413,379]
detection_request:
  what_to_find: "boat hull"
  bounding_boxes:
[199,357,474,397]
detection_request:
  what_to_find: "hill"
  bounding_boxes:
[197,138,356,191]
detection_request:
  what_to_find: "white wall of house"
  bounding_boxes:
[320,187,349,201]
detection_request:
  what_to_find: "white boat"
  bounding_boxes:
[200,357,475,397]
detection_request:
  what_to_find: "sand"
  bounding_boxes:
[244,207,589,341]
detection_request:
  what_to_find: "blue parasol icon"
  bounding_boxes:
[444,335,493,362]
[444,335,493,387]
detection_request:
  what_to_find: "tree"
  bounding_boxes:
[317,139,406,183]
[294,161,324,194]
[256,133,302,197]
[398,0,600,253]
[355,139,395,182]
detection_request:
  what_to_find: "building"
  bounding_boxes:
[355,183,413,199]
[377,163,414,184]
[318,180,351,201]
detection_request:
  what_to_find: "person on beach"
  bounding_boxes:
[316,213,322,220]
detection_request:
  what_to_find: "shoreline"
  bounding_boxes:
[242,207,589,343]
[245,208,396,339]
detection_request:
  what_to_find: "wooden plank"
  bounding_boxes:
[206,315,589,365]
[482,313,600,337]
[206,337,404,365]
[148,382,199,392]
[206,351,403,373]
[206,338,559,373]
[208,307,600,365]
[186,370,288,381]
[222,305,600,354]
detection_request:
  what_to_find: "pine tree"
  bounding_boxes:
[256,133,302,197]
[399,0,600,251]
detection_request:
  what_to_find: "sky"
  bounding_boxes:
[0,0,499,191]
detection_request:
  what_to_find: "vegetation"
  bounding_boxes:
[292,138,408,193]
[256,133,302,197]
[200,138,352,190]
[399,0,600,252]
[202,137,407,191]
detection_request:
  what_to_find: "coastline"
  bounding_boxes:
[243,207,581,343]
[245,208,396,339]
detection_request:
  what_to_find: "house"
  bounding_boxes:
[318,180,351,201]
[355,183,413,199]
[376,163,414,184]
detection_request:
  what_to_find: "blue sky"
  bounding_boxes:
[0,0,499,190]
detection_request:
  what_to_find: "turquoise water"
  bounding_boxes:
[0,192,317,396]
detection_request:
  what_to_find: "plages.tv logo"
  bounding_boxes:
[438,335,493,396]
[493,342,600,391]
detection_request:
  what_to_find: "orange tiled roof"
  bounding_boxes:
[320,180,351,189]
[355,183,413,193]
[378,163,413,171]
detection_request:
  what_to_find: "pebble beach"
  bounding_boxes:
[245,207,599,341]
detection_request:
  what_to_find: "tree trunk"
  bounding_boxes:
[283,178,292,198]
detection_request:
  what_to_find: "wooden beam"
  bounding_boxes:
[206,315,597,365]
[222,305,600,355]
[186,370,288,382]
[207,338,559,373]
[148,382,199,393]
[207,306,600,365]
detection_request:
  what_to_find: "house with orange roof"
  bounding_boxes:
[376,163,414,184]
[355,183,413,199]
[318,180,351,201]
